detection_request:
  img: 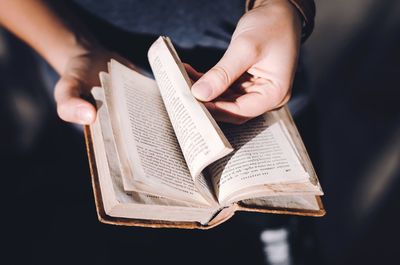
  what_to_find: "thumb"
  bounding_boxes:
[191,40,254,101]
[54,76,96,125]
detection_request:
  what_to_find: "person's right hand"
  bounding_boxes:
[54,47,133,125]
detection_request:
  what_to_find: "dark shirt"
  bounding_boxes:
[72,0,244,49]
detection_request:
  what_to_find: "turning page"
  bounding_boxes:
[147,36,233,179]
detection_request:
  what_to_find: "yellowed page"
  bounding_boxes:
[207,109,323,204]
[89,87,219,223]
[106,62,210,205]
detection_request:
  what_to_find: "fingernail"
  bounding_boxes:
[191,81,212,101]
[76,106,94,124]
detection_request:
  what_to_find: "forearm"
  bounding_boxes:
[0,0,96,74]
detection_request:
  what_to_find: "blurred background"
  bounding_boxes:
[0,0,399,264]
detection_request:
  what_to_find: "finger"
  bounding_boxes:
[191,39,255,102]
[213,79,290,118]
[54,76,96,125]
[183,63,203,84]
[183,63,203,81]
[204,102,251,125]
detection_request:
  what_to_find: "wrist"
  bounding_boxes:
[48,30,100,75]
[243,0,302,37]
[246,0,310,42]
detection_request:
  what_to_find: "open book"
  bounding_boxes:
[85,36,325,229]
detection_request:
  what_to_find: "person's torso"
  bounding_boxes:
[72,0,245,49]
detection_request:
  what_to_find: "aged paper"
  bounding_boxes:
[106,62,209,204]
[208,111,315,203]
[148,37,233,179]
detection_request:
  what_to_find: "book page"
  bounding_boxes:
[147,36,233,179]
[278,107,322,188]
[106,61,213,205]
[89,87,219,224]
[207,109,322,204]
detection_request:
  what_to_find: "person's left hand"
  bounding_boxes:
[188,0,302,124]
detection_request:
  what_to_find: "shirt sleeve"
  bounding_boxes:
[245,0,316,42]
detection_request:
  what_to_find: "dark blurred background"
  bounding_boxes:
[1,1,399,264]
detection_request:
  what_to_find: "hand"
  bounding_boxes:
[54,47,133,124]
[189,0,302,124]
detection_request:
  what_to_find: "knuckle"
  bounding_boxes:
[211,65,231,86]
[259,81,290,111]
[269,83,290,107]
[269,95,283,109]
[275,84,291,105]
